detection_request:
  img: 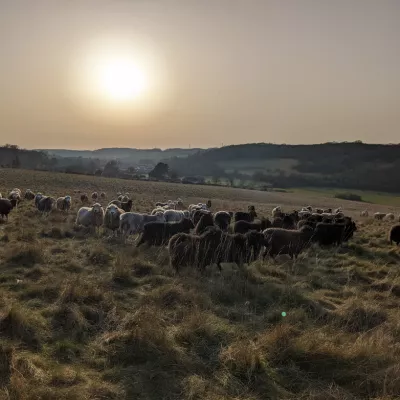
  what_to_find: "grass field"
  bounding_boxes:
[0,168,400,400]
[291,187,400,208]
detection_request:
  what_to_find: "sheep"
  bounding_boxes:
[194,213,214,235]
[24,189,35,200]
[360,210,369,217]
[216,230,267,268]
[192,209,212,225]
[234,218,271,234]
[120,212,165,238]
[374,212,386,220]
[168,227,223,272]
[313,221,357,246]
[0,199,15,220]
[136,218,194,247]
[271,217,283,228]
[76,203,104,231]
[298,211,312,219]
[384,213,395,221]
[104,204,125,234]
[389,224,400,245]
[272,206,282,218]
[214,211,232,231]
[56,196,72,212]
[100,192,106,199]
[37,196,56,214]
[91,192,98,201]
[315,208,323,214]
[263,225,314,260]
[121,195,129,203]
[168,228,267,272]
[234,206,257,223]
[151,207,165,215]
[164,210,188,223]
[34,193,43,208]
[110,199,133,212]
[80,194,89,203]
[282,214,296,229]
[324,208,332,213]
[8,189,21,207]
[297,219,316,230]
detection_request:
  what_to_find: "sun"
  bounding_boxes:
[95,57,148,102]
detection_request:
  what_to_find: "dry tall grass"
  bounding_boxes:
[0,168,399,399]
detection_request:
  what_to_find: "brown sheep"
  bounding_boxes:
[100,192,106,199]
[81,194,89,203]
[24,189,35,200]
[234,218,271,234]
[263,226,314,260]
[91,192,98,201]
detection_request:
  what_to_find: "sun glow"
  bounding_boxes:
[69,36,172,124]
[95,57,148,102]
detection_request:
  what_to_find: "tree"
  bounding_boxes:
[169,169,179,180]
[149,162,169,179]
[211,175,220,185]
[102,160,119,177]
[12,155,21,168]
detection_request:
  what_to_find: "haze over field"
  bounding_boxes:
[1,0,400,149]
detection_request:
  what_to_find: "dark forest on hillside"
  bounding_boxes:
[2,142,400,193]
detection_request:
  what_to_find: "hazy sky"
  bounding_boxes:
[1,0,400,149]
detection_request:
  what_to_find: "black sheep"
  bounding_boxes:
[234,218,271,234]
[297,219,316,230]
[313,221,356,246]
[37,196,55,213]
[234,207,257,223]
[110,199,133,212]
[137,218,194,247]
[194,213,214,235]
[263,226,314,260]
[0,199,15,220]
[168,228,266,272]
[169,227,222,271]
[192,209,211,225]
[389,224,400,245]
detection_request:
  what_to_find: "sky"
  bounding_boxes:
[1,0,400,150]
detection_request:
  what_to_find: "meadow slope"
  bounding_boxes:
[0,168,399,400]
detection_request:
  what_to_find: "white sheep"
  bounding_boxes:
[56,196,72,212]
[384,213,395,221]
[272,206,282,218]
[374,212,386,220]
[163,210,187,223]
[119,212,165,239]
[360,210,369,217]
[76,203,104,232]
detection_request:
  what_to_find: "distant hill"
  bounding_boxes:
[167,142,400,193]
[41,147,205,165]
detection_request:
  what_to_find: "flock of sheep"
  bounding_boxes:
[1,188,400,272]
